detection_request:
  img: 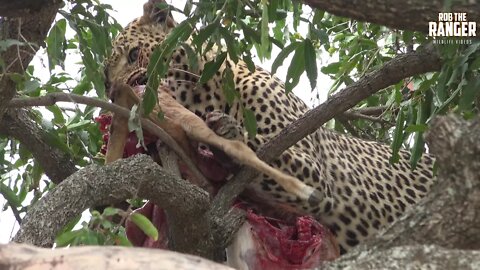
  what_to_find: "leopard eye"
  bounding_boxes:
[128,47,140,64]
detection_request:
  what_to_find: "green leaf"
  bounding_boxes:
[180,43,199,72]
[459,76,480,111]
[183,0,193,15]
[243,108,257,138]
[410,90,432,169]
[312,10,325,25]
[55,230,82,247]
[273,18,286,43]
[18,143,31,162]
[115,235,133,247]
[390,109,405,164]
[219,27,239,63]
[154,2,170,10]
[43,129,72,155]
[309,25,329,48]
[405,124,428,133]
[402,31,414,44]
[83,20,108,60]
[82,49,105,98]
[304,39,317,89]
[72,80,91,95]
[46,19,67,71]
[222,67,237,106]
[0,182,21,208]
[144,19,194,114]
[292,1,301,30]
[199,52,227,84]
[394,86,403,105]
[67,120,91,131]
[47,105,66,125]
[243,54,256,72]
[192,22,219,50]
[267,0,278,21]
[129,213,159,241]
[102,207,120,217]
[410,132,425,170]
[272,41,300,74]
[320,62,341,75]
[434,66,450,105]
[260,0,269,61]
[23,79,41,95]
[285,42,306,93]
[56,214,82,237]
[240,21,261,44]
[143,47,162,114]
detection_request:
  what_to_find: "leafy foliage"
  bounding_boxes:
[0,0,479,246]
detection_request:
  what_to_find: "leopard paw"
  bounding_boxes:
[206,110,243,141]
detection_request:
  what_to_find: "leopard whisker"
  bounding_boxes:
[169,67,201,78]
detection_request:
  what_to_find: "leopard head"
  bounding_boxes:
[104,0,176,95]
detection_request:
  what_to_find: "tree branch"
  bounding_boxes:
[211,44,442,214]
[0,0,62,121]
[0,0,61,17]
[0,243,233,270]
[13,154,244,260]
[323,114,480,268]
[368,115,480,250]
[301,0,480,33]
[13,155,210,247]
[322,245,480,270]
[340,111,392,125]
[7,92,209,188]
[348,106,389,116]
[0,108,77,184]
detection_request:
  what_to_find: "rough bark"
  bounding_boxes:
[0,243,233,270]
[12,154,244,260]
[0,0,62,120]
[13,155,210,247]
[0,108,77,184]
[322,245,480,270]
[211,44,442,213]
[0,0,61,17]
[301,0,480,33]
[322,115,480,268]
[0,0,67,184]
[4,0,478,268]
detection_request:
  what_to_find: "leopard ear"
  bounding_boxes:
[140,0,176,27]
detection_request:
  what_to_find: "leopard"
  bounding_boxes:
[104,0,436,254]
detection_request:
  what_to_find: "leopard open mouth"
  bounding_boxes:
[127,71,148,87]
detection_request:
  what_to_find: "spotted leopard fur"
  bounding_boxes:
[104,0,435,254]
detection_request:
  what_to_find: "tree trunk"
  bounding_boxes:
[301,0,480,33]
[323,115,480,269]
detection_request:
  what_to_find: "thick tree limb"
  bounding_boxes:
[0,1,62,121]
[0,243,233,270]
[301,0,480,33]
[323,115,480,268]
[322,245,480,270]
[0,0,61,17]
[7,92,209,188]
[13,155,211,248]
[211,44,442,213]
[0,108,77,184]
[12,154,244,260]
[377,115,480,250]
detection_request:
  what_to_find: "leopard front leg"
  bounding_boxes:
[206,110,244,141]
[205,110,334,216]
